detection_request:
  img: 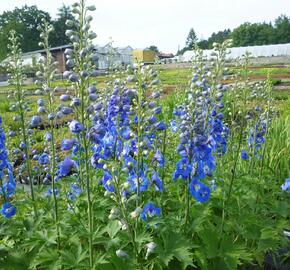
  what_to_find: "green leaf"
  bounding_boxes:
[156,231,194,269]
[104,220,121,239]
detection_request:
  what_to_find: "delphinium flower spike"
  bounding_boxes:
[6,30,37,217]
[36,19,63,248]
[63,0,98,267]
[0,117,16,218]
[172,43,230,229]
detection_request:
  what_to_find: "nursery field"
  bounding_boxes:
[0,1,290,270]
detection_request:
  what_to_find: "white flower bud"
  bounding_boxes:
[123,182,130,189]
[116,249,128,258]
[87,5,96,11]
[130,207,142,219]
[145,242,157,259]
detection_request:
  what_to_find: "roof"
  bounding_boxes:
[180,43,290,61]
[21,45,73,56]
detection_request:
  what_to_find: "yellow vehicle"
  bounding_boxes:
[133,49,156,64]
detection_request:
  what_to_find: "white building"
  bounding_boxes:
[93,44,133,69]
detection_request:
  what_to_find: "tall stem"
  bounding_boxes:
[220,119,244,234]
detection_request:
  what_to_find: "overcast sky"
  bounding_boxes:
[0,0,289,53]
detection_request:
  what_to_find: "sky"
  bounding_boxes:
[0,0,289,53]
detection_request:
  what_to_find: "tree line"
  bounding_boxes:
[0,5,76,60]
[178,14,290,55]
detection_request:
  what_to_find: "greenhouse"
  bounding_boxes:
[180,43,290,62]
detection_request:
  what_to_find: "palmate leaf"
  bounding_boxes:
[103,220,121,239]
[29,248,61,270]
[156,231,194,269]
[199,227,219,259]
[135,230,153,252]
[60,244,88,269]
[258,227,280,252]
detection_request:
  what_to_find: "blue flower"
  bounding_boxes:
[58,156,77,177]
[46,187,60,197]
[121,127,131,140]
[1,181,16,198]
[44,132,52,142]
[241,150,249,161]
[61,139,77,151]
[99,171,115,192]
[38,153,50,165]
[189,180,211,203]
[126,171,149,193]
[281,178,290,191]
[30,115,42,127]
[91,153,106,169]
[67,183,82,201]
[71,183,82,196]
[170,120,178,133]
[154,121,166,131]
[69,120,84,134]
[1,202,16,218]
[153,150,164,168]
[140,203,161,221]
[152,171,164,192]
[173,158,191,181]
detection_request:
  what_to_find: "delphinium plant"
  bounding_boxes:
[35,19,62,248]
[0,116,16,219]
[6,30,38,217]
[172,44,229,225]
[62,0,99,267]
[89,63,167,269]
[0,0,289,268]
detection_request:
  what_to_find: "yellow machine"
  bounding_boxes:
[133,49,156,64]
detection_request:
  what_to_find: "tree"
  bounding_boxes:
[274,15,290,44]
[231,22,275,47]
[147,45,159,54]
[49,5,76,47]
[185,28,197,49]
[0,5,51,60]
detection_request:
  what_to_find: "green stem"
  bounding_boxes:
[220,121,244,234]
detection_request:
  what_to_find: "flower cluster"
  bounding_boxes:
[241,110,268,161]
[0,117,16,218]
[172,60,229,203]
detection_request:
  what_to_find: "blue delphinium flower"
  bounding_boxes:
[189,180,211,203]
[44,132,52,142]
[58,156,77,177]
[38,153,50,165]
[61,139,77,151]
[241,150,249,161]
[1,181,16,198]
[173,158,191,181]
[99,171,115,192]
[46,187,60,197]
[1,202,16,218]
[30,115,42,127]
[69,120,84,134]
[153,150,164,168]
[0,116,16,217]
[281,178,290,191]
[248,119,267,152]
[172,61,229,203]
[140,203,161,221]
[67,183,82,201]
[152,170,164,192]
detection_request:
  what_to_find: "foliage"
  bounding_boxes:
[147,45,160,54]
[0,5,50,60]
[0,1,289,270]
[0,4,76,61]
[180,14,290,53]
